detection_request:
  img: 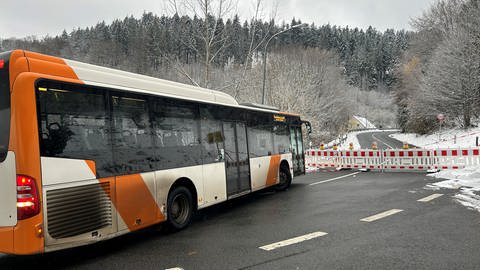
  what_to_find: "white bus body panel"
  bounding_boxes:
[250,156,272,192]
[201,162,227,207]
[0,152,17,226]
[41,157,96,186]
[155,163,226,211]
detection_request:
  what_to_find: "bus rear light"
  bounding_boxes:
[16,175,40,220]
[0,59,4,69]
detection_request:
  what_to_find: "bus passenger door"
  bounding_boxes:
[223,122,251,198]
[290,126,305,175]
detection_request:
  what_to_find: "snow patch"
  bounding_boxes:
[427,166,480,213]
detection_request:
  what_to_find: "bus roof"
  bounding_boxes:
[9,50,301,117]
[63,58,239,106]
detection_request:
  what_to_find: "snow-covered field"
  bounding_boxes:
[391,126,480,149]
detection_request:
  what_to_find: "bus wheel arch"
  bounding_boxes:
[166,177,197,230]
[275,160,292,191]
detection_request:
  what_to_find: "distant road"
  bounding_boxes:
[356,130,416,149]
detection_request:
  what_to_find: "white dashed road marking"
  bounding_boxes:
[259,231,328,251]
[309,172,360,186]
[417,193,444,202]
[360,209,404,222]
[165,268,184,270]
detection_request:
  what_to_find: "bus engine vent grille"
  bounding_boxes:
[46,182,112,239]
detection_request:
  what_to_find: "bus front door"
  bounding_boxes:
[290,126,305,176]
[223,122,251,198]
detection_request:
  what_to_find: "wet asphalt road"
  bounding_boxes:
[1,171,480,270]
[356,131,417,149]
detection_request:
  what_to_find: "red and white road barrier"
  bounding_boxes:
[305,148,480,172]
[306,150,338,169]
[338,150,382,170]
[431,148,480,170]
[382,149,434,171]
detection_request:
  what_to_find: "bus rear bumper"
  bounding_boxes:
[0,227,14,255]
[0,217,45,255]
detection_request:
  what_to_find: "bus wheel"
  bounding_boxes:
[275,168,291,191]
[167,186,193,230]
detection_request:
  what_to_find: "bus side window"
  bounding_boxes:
[37,86,114,177]
[200,106,224,164]
[247,113,274,158]
[152,99,201,170]
[111,95,153,175]
[273,123,290,154]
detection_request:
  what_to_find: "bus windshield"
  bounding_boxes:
[0,52,11,162]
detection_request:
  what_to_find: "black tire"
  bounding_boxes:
[275,167,292,191]
[166,186,194,231]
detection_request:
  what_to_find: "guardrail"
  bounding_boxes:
[306,148,480,172]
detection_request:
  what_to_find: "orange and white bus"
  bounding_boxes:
[0,50,308,255]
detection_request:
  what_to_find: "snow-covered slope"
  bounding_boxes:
[391,126,480,149]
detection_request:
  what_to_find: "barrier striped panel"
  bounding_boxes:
[306,150,339,169]
[432,148,480,170]
[338,150,382,170]
[305,148,480,173]
[382,149,433,171]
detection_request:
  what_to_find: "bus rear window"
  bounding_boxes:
[0,52,11,162]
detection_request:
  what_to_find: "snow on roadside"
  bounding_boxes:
[391,126,480,149]
[337,130,364,150]
[427,166,480,213]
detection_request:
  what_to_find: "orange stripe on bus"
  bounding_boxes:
[0,227,14,254]
[115,174,164,231]
[279,111,301,117]
[24,51,68,65]
[9,73,45,254]
[85,160,97,176]
[6,52,84,253]
[266,155,281,187]
[28,58,79,80]
[8,50,81,91]
[8,50,29,92]
[8,72,84,254]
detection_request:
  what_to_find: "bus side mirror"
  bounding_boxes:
[302,121,312,134]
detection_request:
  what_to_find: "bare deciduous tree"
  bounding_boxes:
[168,0,237,87]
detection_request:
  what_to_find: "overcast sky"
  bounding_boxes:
[0,0,435,39]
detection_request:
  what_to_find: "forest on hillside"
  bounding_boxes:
[394,0,480,134]
[1,0,478,143]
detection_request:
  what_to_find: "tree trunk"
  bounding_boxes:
[463,102,471,129]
